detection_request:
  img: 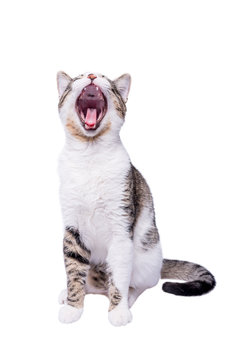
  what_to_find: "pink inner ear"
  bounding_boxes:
[115,75,131,101]
[57,72,71,96]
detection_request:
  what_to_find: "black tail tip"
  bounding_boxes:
[162,279,216,296]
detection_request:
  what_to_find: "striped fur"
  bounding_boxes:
[57,71,216,326]
[161,259,216,296]
[63,227,90,308]
[108,280,122,311]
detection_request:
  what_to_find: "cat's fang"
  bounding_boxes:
[75,83,107,131]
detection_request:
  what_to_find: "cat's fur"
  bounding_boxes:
[57,71,216,326]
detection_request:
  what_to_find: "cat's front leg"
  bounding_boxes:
[59,227,91,323]
[107,238,133,326]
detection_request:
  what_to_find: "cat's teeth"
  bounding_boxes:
[96,87,99,90]
[97,111,103,122]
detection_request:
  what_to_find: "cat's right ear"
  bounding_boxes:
[114,74,131,103]
[57,71,72,97]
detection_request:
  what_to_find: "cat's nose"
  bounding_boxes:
[88,74,97,80]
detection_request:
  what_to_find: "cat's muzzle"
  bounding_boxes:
[75,84,107,131]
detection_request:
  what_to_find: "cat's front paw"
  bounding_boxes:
[108,306,132,327]
[58,289,67,304]
[59,305,83,324]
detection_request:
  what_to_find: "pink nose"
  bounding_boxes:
[88,74,97,80]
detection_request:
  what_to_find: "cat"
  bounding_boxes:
[57,71,216,326]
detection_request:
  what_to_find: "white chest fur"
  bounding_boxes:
[58,139,131,263]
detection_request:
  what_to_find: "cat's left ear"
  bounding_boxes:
[114,74,131,103]
[57,71,72,97]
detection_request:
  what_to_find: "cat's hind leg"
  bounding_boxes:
[85,264,109,295]
[59,264,109,305]
[128,287,145,308]
[129,242,163,307]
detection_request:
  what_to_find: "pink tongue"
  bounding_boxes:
[85,108,97,127]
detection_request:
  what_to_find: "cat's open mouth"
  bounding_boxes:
[75,84,107,130]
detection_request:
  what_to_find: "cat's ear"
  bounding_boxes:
[57,71,72,97]
[114,74,131,103]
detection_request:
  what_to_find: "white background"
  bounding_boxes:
[0,0,239,359]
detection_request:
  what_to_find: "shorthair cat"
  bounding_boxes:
[57,71,216,326]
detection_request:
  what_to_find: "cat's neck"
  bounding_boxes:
[63,132,130,168]
[64,131,123,153]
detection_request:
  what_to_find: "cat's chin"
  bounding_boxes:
[81,121,104,132]
[78,118,108,135]
[75,83,107,132]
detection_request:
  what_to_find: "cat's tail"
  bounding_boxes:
[161,259,216,296]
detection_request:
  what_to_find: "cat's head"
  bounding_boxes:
[57,72,131,141]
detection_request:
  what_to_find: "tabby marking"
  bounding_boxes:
[63,227,91,308]
[108,281,122,311]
